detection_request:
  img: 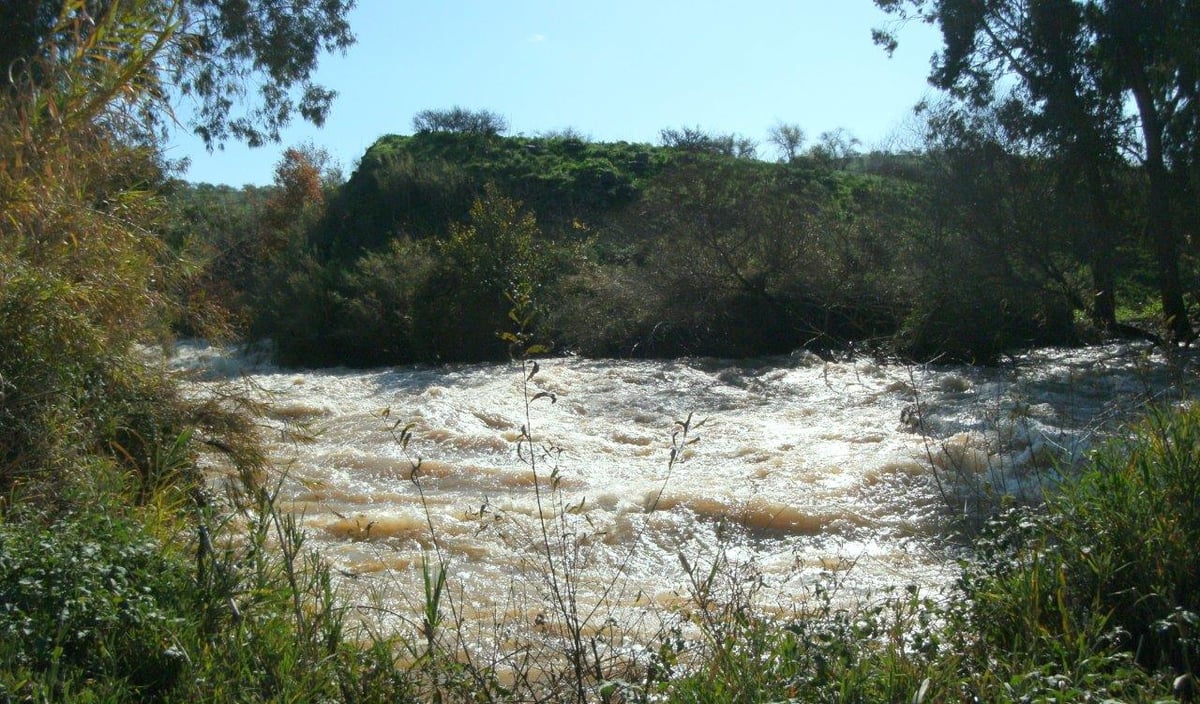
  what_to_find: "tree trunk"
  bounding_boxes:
[1129,70,1192,342]
[1083,164,1119,331]
[1090,248,1118,331]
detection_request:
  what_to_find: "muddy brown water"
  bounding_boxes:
[171,342,1186,642]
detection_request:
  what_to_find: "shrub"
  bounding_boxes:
[548,262,665,357]
[251,247,343,366]
[898,234,1077,362]
[960,405,1200,675]
[0,510,193,699]
[1053,406,1200,669]
[0,264,203,503]
[413,186,552,362]
[0,467,421,703]
[332,237,438,366]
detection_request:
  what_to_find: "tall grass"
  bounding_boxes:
[964,404,1200,672]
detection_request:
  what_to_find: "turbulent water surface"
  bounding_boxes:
[172,342,1185,637]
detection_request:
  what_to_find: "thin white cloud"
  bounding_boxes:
[529,33,547,43]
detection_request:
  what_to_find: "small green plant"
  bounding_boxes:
[420,554,447,656]
[1007,405,1200,670]
[0,509,193,699]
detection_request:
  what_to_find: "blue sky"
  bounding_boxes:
[167,1,943,186]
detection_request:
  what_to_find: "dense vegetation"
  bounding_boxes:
[1,0,1198,702]
[172,27,1200,367]
[877,0,1200,343]
[176,125,1171,367]
[0,1,397,701]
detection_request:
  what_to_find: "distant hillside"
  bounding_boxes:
[315,132,674,258]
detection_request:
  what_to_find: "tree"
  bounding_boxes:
[808,128,861,167]
[538,126,590,142]
[411,106,510,136]
[0,1,61,81]
[416,185,546,361]
[767,122,806,162]
[634,159,827,355]
[909,101,1082,360]
[239,144,336,311]
[659,126,758,159]
[875,0,1197,341]
[0,0,355,149]
[0,0,353,488]
[1090,0,1199,341]
[263,144,337,235]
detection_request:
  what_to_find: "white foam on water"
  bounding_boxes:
[181,342,1184,635]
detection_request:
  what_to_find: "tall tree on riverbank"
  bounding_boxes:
[875,0,1198,341]
[0,0,353,491]
[1090,0,1199,341]
[0,0,355,148]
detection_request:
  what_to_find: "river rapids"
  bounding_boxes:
[170,342,1188,641]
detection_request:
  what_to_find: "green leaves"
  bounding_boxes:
[174,0,355,148]
[420,554,447,653]
[0,513,189,690]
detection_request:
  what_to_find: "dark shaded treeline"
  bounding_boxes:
[877,0,1200,344]
[172,120,1188,367]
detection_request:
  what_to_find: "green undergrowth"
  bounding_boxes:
[0,440,411,703]
[643,402,1199,703]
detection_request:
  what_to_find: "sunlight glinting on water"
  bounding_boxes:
[174,342,1178,635]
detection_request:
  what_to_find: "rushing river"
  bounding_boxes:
[172,342,1187,641]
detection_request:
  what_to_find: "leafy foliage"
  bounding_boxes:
[175,0,356,147]
[875,0,1199,340]
[1,0,354,149]
[1033,406,1200,669]
[221,125,1125,365]
[659,125,758,159]
[412,105,509,136]
[315,131,659,258]
[407,186,551,362]
[0,512,191,697]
